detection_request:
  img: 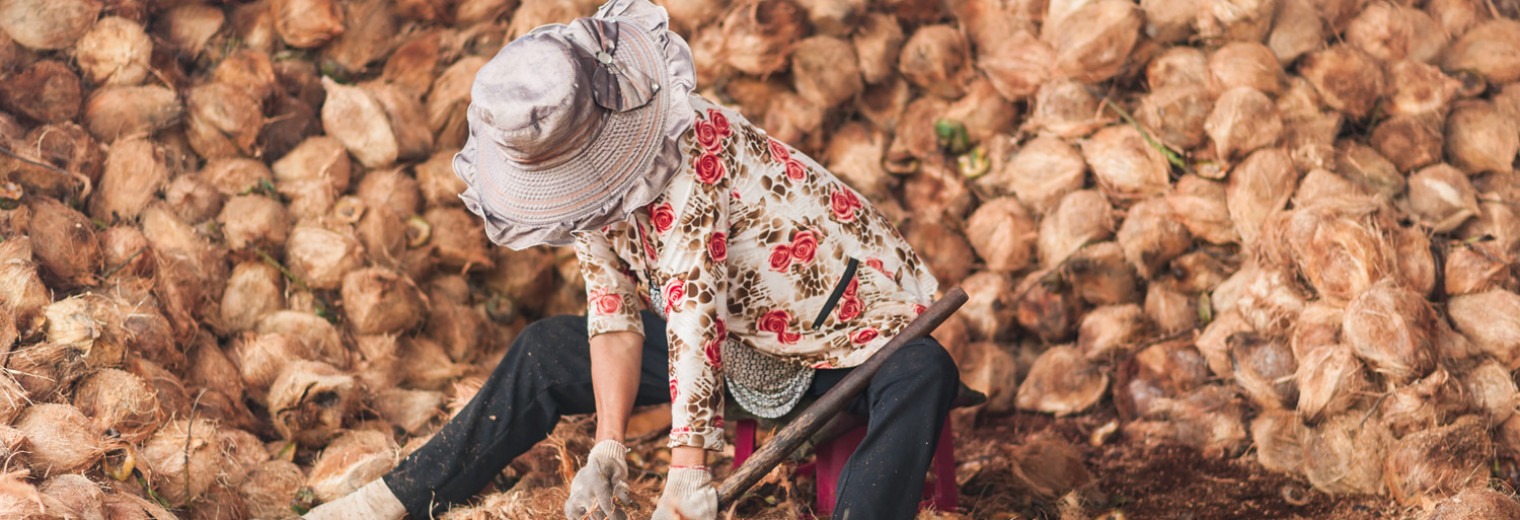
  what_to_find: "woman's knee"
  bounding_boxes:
[883,338,960,393]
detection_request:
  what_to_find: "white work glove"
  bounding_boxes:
[651,467,718,520]
[565,440,634,520]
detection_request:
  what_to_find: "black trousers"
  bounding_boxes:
[384,311,959,520]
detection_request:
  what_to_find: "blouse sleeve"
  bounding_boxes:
[573,230,645,339]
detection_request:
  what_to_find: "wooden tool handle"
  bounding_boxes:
[715,287,968,508]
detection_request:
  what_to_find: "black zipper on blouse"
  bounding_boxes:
[812,257,860,330]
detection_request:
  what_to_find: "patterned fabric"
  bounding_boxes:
[721,338,814,419]
[573,95,938,450]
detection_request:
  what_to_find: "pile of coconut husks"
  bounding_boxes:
[3,0,1520,518]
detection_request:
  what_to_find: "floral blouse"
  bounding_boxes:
[573,95,938,451]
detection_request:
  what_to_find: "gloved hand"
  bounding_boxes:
[651,467,718,520]
[564,440,634,520]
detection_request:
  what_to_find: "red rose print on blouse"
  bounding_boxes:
[768,244,793,272]
[709,232,728,261]
[866,258,888,276]
[663,279,685,314]
[851,327,879,344]
[695,120,721,151]
[843,277,858,297]
[707,109,732,137]
[768,138,790,163]
[811,361,834,369]
[759,309,801,344]
[830,189,861,222]
[704,317,725,368]
[650,203,675,235]
[836,295,862,321]
[713,415,725,429]
[913,304,927,315]
[694,153,726,184]
[588,288,622,315]
[784,160,806,181]
[669,378,678,401]
[790,230,819,264]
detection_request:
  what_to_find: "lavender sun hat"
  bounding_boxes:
[453,0,697,249]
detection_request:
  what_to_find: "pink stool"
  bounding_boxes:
[732,417,958,518]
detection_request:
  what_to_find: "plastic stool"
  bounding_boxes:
[733,417,958,518]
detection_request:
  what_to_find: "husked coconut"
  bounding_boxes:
[1388,60,1461,118]
[356,169,422,218]
[1301,413,1391,495]
[1014,268,1083,343]
[1300,46,1387,119]
[382,30,441,98]
[1408,164,1480,233]
[14,404,106,478]
[719,0,808,76]
[1195,0,1275,43]
[1445,242,1511,296]
[1345,3,1448,65]
[1116,197,1191,279]
[73,368,161,444]
[954,341,1019,413]
[1225,148,1296,246]
[943,80,1017,144]
[157,4,223,58]
[83,85,182,142]
[73,16,152,86]
[1441,19,1520,85]
[1144,282,1197,335]
[990,135,1086,215]
[1043,0,1141,83]
[28,196,100,289]
[39,474,105,520]
[1123,385,1248,458]
[90,138,167,222]
[400,337,470,391]
[1335,140,1405,198]
[1139,0,1196,44]
[212,49,280,104]
[268,360,355,446]
[824,123,891,201]
[853,13,903,85]
[1250,410,1306,474]
[141,418,227,507]
[959,271,1018,341]
[1267,0,1322,64]
[1205,87,1284,162]
[255,311,346,368]
[1448,290,1520,369]
[427,56,488,150]
[1343,279,1439,384]
[1294,345,1368,424]
[791,36,863,110]
[272,136,352,220]
[1209,42,1285,95]
[1445,100,1520,175]
[1078,303,1149,359]
[322,77,397,169]
[239,460,305,520]
[365,82,433,162]
[0,238,52,335]
[1168,175,1236,245]
[1384,416,1491,507]
[416,149,468,208]
[1210,261,1307,334]
[163,174,225,223]
[1370,113,1443,174]
[369,388,445,435]
[1424,488,1520,520]
[218,195,290,251]
[307,430,398,503]
[342,267,425,335]
[965,197,1037,273]
[0,0,99,50]
[1038,190,1115,267]
[977,29,1054,100]
[1290,302,1343,360]
[901,219,975,287]
[1030,80,1111,139]
[1463,360,1518,424]
[1277,78,1343,173]
[898,25,972,99]
[286,224,365,291]
[1015,345,1108,416]
[901,159,976,219]
[1261,205,1391,306]
[1066,241,1139,306]
[185,82,263,159]
[424,207,494,271]
[272,0,345,48]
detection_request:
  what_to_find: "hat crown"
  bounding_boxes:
[470,35,603,166]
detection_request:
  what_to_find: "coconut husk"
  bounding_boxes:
[140,418,227,507]
[73,16,152,87]
[186,482,248,520]
[1205,87,1284,163]
[1333,140,1404,198]
[1147,45,1210,92]
[1165,175,1236,245]
[427,56,487,150]
[1211,261,1308,334]
[254,311,347,369]
[1193,308,1251,378]
[1301,412,1391,495]
[1005,434,1092,500]
[0,122,99,200]
[426,299,490,363]
[887,96,949,162]
[1295,343,1369,425]
[28,196,100,290]
[100,227,155,283]
[73,368,161,444]
[382,30,442,99]
[1390,206,1441,296]
[1425,488,1520,520]
[1209,42,1285,96]
[1406,163,1480,233]
[157,4,224,58]
[211,50,279,106]
[285,223,365,291]
[83,85,182,143]
[185,83,263,160]
[1170,250,1232,295]
[1346,3,1447,65]
[1077,303,1149,360]
[321,0,396,75]
[1292,169,1368,210]
[1014,267,1083,343]
[1267,0,1322,64]
[423,207,494,272]
[1251,410,1307,476]
[1289,302,1343,361]
[341,267,425,336]
[1225,148,1297,247]
[238,460,305,520]
[1384,415,1491,507]
[1460,183,1520,259]
[217,428,271,488]
[1448,290,1520,369]
[1122,385,1249,459]
[364,81,433,163]
[791,35,862,111]
[1115,338,1211,418]
[1015,345,1107,416]
[1066,241,1140,307]
[44,292,128,371]
[898,24,972,99]
[1137,83,1213,153]
[142,202,229,332]
[1299,45,1387,120]
[1139,0,1196,44]
[987,135,1086,216]
[964,197,1036,273]
[268,360,355,446]
[400,337,470,391]
[900,218,975,288]
[231,1,277,53]
[0,0,99,50]
[1038,190,1115,268]
[719,0,808,77]
[483,246,557,315]
[232,332,310,404]
[356,169,422,219]
[123,356,189,419]
[307,429,397,503]
[958,271,1017,341]
[220,261,284,335]
[1370,113,1444,174]
[1262,205,1393,306]
[1194,0,1275,43]
[163,174,225,224]
[320,77,397,169]
[14,404,105,478]
[1441,19,1520,85]
[943,80,1017,146]
[0,470,46,518]
[1030,80,1111,139]
[369,388,445,435]
[415,148,468,209]
[975,28,1053,101]
[0,238,52,336]
[1116,197,1191,279]
[40,474,104,520]
[271,137,352,221]
[823,123,891,202]
[1343,279,1439,384]
[186,335,247,413]
[102,492,178,520]
[1043,0,1140,83]
[763,90,825,148]
[0,373,23,428]
[352,333,401,393]
[272,0,345,48]
[1144,281,1197,335]
[1276,78,1343,173]
[259,95,320,161]
[355,199,408,269]
[1388,60,1461,118]
[1461,360,1518,425]
[1445,99,1520,175]
[849,12,903,86]
[948,340,1017,413]
[218,195,289,252]
[1445,242,1512,296]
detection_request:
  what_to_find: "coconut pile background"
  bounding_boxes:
[2,0,1520,518]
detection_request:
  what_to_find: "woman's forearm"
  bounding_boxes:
[590,331,645,443]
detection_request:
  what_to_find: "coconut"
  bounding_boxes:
[1299,46,1387,120]
[1343,279,1439,384]
[369,388,445,435]
[28,198,100,291]
[790,35,863,111]
[1192,308,1251,378]
[1301,412,1391,495]
[1425,488,1520,520]
[1277,78,1343,173]
[14,404,105,478]
[83,85,182,142]
[230,1,278,53]
[357,200,407,268]
[823,123,891,202]
[424,207,494,272]
[1292,169,1367,210]
[1166,175,1236,245]
[211,50,279,106]
[886,96,949,162]
[0,471,44,518]
[1043,0,1140,83]
[355,169,422,219]
[1139,0,1195,44]
[45,292,129,372]
[142,202,230,329]
[260,94,320,161]
[976,29,1054,101]
[400,337,469,391]
[946,340,1015,413]
[1194,0,1275,42]
[124,356,190,418]
[186,336,248,414]
[1038,190,1115,268]
[1296,344,1369,425]
[286,224,365,291]
[0,238,52,335]
[1005,434,1092,500]
[1384,415,1490,507]
[352,333,401,392]
[719,0,808,76]
[1015,345,1108,416]
[382,30,441,100]
[1462,360,1518,424]
[958,271,1018,342]
[1209,42,1285,96]
[40,474,104,520]
[272,0,345,48]
[321,77,397,169]
[898,25,972,99]
[307,430,397,503]
[964,198,1037,273]
[1345,3,1447,65]
[943,80,1018,146]
[232,333,310,403]
[1385,61,1461,119]
[1224,148,1296,247]
[1066,241,1139,308]
[1445,100,1520,176]
[1441,19,1520,85]
[73,16,152,87]
[1205,87,1284,163]
[414,150,468,211]
[1249,410,1306,476]
[220,262,284,336]
[427,56,488,150]
[1390,213,1439,294]
[986,135,1085,216]
[1136,84,1212,152]
[322,0,397,76]
[0,0,100,50]
[272,136,352,221]
[1211,261,1308,334]
[185,83,263,160]
[268,360,354,446]
[848,12,904,86]
[1405,163,1480,233]
[1116,197,1191,279]
[1116,338,1211,417]
[1123,385,1249,459]
[163,174,225,224]
[1014,268,1083,343]
[1445,242,1511,296]
[73,368,161,444]
[239,460,305,520]
[1448,290,1520,369]
[219,428,272,487]
[899,218,974,288]
[218,195,290,253]
[341,267,425,336]
[482,247,557,316]
[140,418,227,507]
[365,82,433,163]
[1144,281,1197,335]
[1333,140,1405,199]
[1369,113,1444,175]
[102,493,178,520]
[255,311,347,368]
[1290,302,1343,361]
[1169,250,1233,295]
[90,137,168,223]
[157,4,224,58]
[1147,45,1210,92]
[426,298,490,363]
[1267,0,1322,64]
[1263,206,1392,306]
[1030,80,1111,139]
[1077,304,1149,360]
[763,90,825,148]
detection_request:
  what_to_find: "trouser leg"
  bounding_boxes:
[807,338,960,520]
[383,312,671,518]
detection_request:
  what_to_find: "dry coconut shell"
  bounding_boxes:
[73,16,152,86]
[1425,488,1520,520]
[1015,345,1108,416]
[1448,290,1520,369]
[791,35,862,110]
[1077,303,1149,360]
[268,360,355,446]
[1441,19,1520,85]
[1445,100,1520,175]
[14,404,106,478]
[272,0,345,48]
[1294,344,1368,425]
[1014,267,1083,343]
[853,12,903,85]
[341,267,425,335]
[185,83,264,160]
[28,196,100,290]
[1299,46,1387,120]
[1261,205,1391,306]
[1067,241,1139,307]
[0,0,100,50]
[1042,0,1141,84]
[1385,416,1491,507]
[73,368,161,444]
[0,238,53,335]
[40,474,105,520]
[1225,148,1296,247]
[1030,80,1111,139]
[239,460,306,520]
[718,0,808,77]
[272,136,353,221]
[307,429,398,503]
[1038,190,1115,267]
[1167,175,1237,245]
[986,135,1085,216]
[91,137,168,223]
[898,24,972,99]
[1444,242,1512,296]
[959,271,1018,341]
[1250,410,1306,475]
[1302,412,1392,495]
[286,224,365,291]
[1209,42,1285,96]
[423,207,494,271]
[83,85,182,142]
[321,77,397,169]
[1116,197,1191,279]
[1205,87,1284,162]
[255,311,347,368]
[218,195,290,251]
[369,388,445,435]
[1408,163,1480,233]
[416,149,468,209]
[427,56,488,150]
[141,418,227,507]
[1388,60,1461,118]
[1343,279,1439,384]
[964,197,1036,273]
[1006,435,1092,500]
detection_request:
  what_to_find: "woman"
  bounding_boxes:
[304,1,958,519]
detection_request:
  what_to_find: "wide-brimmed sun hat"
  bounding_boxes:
[453,0,696,249]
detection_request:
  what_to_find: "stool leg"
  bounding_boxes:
[735,420,756,468]
[931,417,957,511]
[814,426,867,518]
